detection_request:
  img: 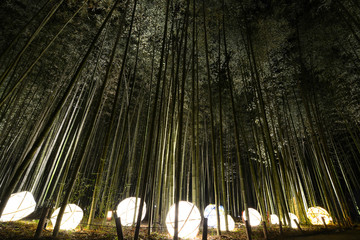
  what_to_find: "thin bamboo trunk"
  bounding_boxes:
[133,0,170,239]
[0,0,121,218]
[87,0,133,228]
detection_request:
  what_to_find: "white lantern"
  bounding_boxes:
[0,191,36,222]
[270,214,279,225]
[242,208,262,226]
[286,212,299,229]
[204,204,225,228]
[166,201,201,239]
[219,215,235,231]
[51,204,83,230]
[307,206,332,225]
[116,197,146,226]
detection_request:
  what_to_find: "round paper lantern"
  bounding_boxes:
[51,204,83,230]
[204,204,225,228]
[219,215,235,231]
[166,201,201,239]
[286,212,299,229]
[116,197,146,226]
[242,208,262,226]
[307,206,332,225]
[0,191,36,222]
[270,214,279,225]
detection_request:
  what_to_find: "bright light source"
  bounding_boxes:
[242,208,262,226]
[270,214,279,225]
[307,206,332,225]
[51,204,83,230]
[116,197,146,226]
[0,191,36,222]
[107,211,112,221]
[204,204,225,228]
[287,212,299,229]
[219,215,235,231]
[166,201,201,239]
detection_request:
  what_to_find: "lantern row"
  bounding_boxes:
[0,193,333,235]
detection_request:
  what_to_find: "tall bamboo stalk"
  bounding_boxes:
[133,0,170,239]
[0,0,122,218]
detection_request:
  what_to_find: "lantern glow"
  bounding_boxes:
[307,206,332,225]
[270,214,279,225]
[242,208,262,226]
[107,211,112,221]
[287,212,299,229]
[50,204,83,230]
[204,204,225,228]
[0,191,36,222]
[116,197,146,226]
[165,201,201,239]
[219,215,235,231]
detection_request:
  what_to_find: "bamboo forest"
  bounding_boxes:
[0,0,360,239]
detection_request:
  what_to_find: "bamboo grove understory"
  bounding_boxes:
[0,0,360,239]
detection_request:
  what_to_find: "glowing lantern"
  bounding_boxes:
[0,191,36,222]
[107,211,112,221]
[219,215,235,231]
[285,212,299,229]
[307,206,332,225]
[270,214,279,225]
[116,197,146,226]
[166,201,201,239]
[204,204,225,228]
[242,208,262,226]
[50,204,83,230]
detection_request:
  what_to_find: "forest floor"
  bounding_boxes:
[0,220,358,240]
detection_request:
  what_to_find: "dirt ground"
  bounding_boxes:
[285,228,360,240]
[0,220,358,240]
